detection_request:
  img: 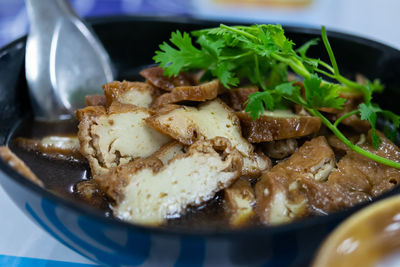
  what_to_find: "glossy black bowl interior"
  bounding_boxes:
[1,16,400,266]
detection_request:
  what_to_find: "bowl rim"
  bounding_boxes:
[1,14,400,238]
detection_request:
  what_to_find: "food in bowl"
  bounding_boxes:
[5,24,400,229]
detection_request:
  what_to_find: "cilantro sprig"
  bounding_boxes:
[154,24,400,169]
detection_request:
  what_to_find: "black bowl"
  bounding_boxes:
[1,16,400,267]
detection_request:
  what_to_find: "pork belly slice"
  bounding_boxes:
[151,79,220,108]
[85,94,106,107]
[139,66,194,91]
[224,178,256,227]
[0,146,43,187]
[301,131,400,214]
[76,103,170,176]
[255,136,336,225]
[96,137,242,226]
[147,99,271,177]
[237,110,321,143]
[102,81,159,108]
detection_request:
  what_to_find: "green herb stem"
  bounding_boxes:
[308,109,400,169]
[333,109,359,127]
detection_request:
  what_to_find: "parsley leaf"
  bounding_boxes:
[359,102,381,149]
[245,91,275,120]
[304,74,345,109]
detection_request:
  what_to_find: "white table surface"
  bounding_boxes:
[0,183,98,266]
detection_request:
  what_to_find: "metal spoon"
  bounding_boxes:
[25,0,114,120]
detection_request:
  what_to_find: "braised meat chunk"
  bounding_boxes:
[76,102,170,176]
[96,137,242,226]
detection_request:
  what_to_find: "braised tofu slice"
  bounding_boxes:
[222,86,258,111]
[261,139,298,159]
[255,136,335,225]
[0,146,43,187]
[139,66,194,91]
[237,110,321,143]
[224,178,256,227]
[147,99,271,177]
[152,141,186,165]
[14,135,83,161]
[85,94,106,107]
[301,131,400,214]
[96,137,242,226]
[76,103,170,176]
[152,79,220,108]
[102,81,159,108]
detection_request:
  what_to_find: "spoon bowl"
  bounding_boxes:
[25,0,114,120]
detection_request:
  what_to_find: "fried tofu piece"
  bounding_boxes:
[223,86,258,111]
[85,94,106,107]
[152,141,186,165]
[224,178,256,227]
[147,99,271,177]
[261,139,298,159]
[255,136,335,225]
[237,110,321,143]
[14,135,83,162]
[151,79,220,108]
[96,137,242,226]
[139,66,194,91]
[102,81,159,108]
[76,103,170,176]
[301,131,400,214]
[0,146,43,187]
[320,92,370,132]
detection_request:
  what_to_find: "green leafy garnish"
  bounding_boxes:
[154,24,400,169]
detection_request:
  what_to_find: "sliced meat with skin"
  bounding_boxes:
[76,102,170,176]
[102,81,160,108]
[255,136,336,225]
[96,137,242,226]
[237,110,321,143]
[151,79,220,108]
[85,94,106,107]
[147,99,271,177]
[224,178,256,227]
[139,66,194,91]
